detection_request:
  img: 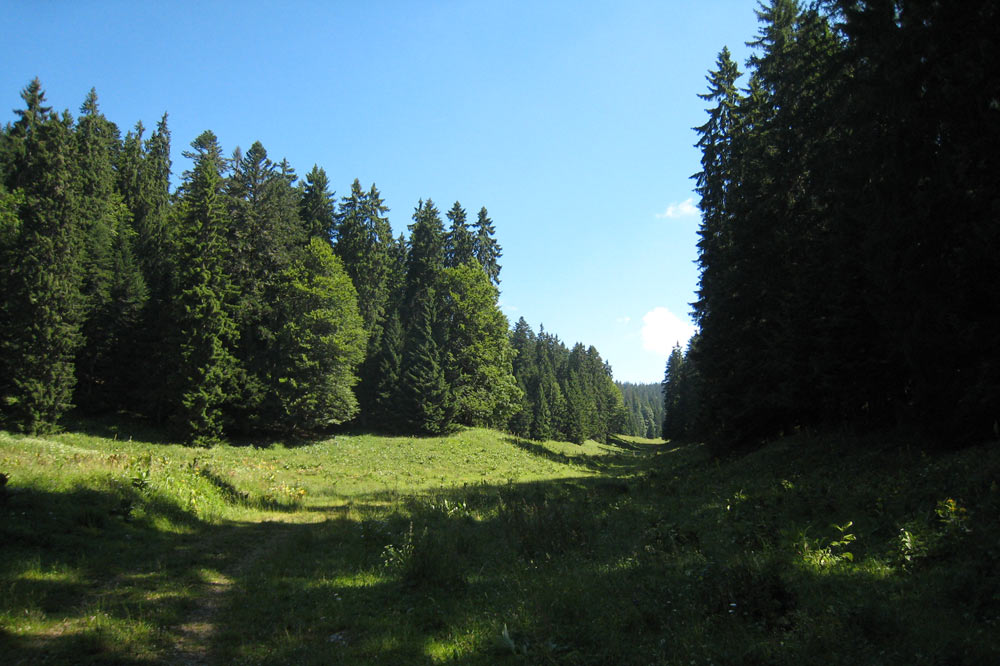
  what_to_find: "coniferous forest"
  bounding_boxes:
[0,82,624,444]
[2,0,998,453]
[664,0,999,452]
[4,2,1000,663]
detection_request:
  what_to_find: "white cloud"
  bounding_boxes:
[616,316,631,325]
[640,306,696,358]
[655,197,698,219]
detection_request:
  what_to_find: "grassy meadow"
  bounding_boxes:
[2,418,999,664]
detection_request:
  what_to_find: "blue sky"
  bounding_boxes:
[2,1,759,383]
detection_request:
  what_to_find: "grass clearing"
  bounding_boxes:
[2,419,998,663]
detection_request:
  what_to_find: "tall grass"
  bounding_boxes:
[2,422,998,664]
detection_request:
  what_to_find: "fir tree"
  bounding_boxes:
[168,130,238,445]
[223,140,304,430]
[0,81,84,433]
[370,311,404,431]
[405,198,446,312]
[335,179,393,334]
[472,207,502,286]
[73,88,148,413]
[444,201,474,268]
[397,288,452,435]
[300,165,336,242]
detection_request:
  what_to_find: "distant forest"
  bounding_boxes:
[663,0,998,451]
[0,87,625,444]
[618,382,665,440]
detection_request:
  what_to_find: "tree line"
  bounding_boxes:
[618,382,664,440]
[0,80,625,444]
[663,0,999,451]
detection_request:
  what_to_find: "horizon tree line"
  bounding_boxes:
[0,79,626,445]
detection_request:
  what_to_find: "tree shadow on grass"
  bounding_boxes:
[503,435,661,476]
[6,437,999,665]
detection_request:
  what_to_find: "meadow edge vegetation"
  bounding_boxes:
[0,82,624,445]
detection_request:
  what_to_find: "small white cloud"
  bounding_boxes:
[640,306,696,358]
[616,316,631,325]
[656,197,698,219]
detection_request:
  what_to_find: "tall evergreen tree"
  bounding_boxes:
[444,201,475,268]
[335,179,393,334]
[397,288,452,435]
[438,263,521,427]
[271,237,366,431]
[223,140,305,430]
[72,88,149,413]
[405,198,446,312]
[0,80,84,433]
[472,206,502,286]
[300,165,335,243]
[168,130,238,445]
[118,114,174,419]
[369,311,404,431]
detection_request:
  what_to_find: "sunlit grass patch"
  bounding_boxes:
[3,421,998,664]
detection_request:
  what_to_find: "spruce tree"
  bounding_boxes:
[444,201,474,268]
[397,288,452,435]
[335,179,393,334]
[370,311,404,431]
[300,165,335,242]
[118,114,174,419]
[404,198,446,312]
[1,81,84,433]
[472,207,502,286]
[168,130,238,445]
[223,140,305,430]
[73,88,149,413]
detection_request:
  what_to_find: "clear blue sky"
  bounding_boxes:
[2,0,760,383]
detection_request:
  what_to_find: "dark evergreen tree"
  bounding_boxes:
[117,114,174,419]
[405,198,446,312]
[300,165,335,242]
[335,179,393,334]
[531,382,553,442]
[472,206,502,286]
[444,201,475,268]
[397,288,452,435]
[507,317,537,437]
[168,130,238,445]
[72,88,149,413]
[223,140,305,431]
[369,311,404,431]
[334,179,394,419]
[0,81,84,433]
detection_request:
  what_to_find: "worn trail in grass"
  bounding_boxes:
[3,421,999,664]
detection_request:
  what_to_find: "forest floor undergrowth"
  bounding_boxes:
[2,416,998,664]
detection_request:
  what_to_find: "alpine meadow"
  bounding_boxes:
[2,1,999,664]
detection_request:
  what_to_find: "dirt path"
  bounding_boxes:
[167,519,299,665]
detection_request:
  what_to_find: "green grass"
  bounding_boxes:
[2,419,999,664]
